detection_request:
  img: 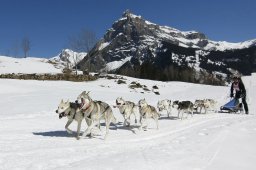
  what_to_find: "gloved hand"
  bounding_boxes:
[240,93,246,98]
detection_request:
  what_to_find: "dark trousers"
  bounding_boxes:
[235,92,248,112]
[242,97,248,112]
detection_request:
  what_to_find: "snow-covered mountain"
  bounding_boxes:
[50,49,87,70]
[78,10,256,84]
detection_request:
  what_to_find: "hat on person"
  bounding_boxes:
[232,74,241,80]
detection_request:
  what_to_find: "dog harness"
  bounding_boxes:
[120,102,135,115]
[69,102,83,119]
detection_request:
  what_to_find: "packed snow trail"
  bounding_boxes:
[0,75,255,170]
[51,115,256,170]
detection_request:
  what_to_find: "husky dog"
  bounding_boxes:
[194,99,217,114]
[138,99,160,130]
[115,97,140,126]
[77,91,116,140]
[194,99,205,113]
[56,99,87,140]
[172,100,194,119]
[204,99,218,112]
[157,99,172,117]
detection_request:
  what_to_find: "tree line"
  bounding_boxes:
[116,62,225,85]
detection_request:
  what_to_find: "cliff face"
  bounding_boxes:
[78,11,256,84]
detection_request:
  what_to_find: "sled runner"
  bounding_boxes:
[219,98,243,113]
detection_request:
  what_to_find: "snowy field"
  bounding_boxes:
[0,74,255,170]
[0,56,62,74]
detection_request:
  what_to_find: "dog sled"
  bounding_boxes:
[219,98,243,113]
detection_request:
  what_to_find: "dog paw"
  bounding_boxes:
[66,130,73,134]
[83,133,92,138]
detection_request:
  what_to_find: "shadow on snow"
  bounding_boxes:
[33,130,75,138]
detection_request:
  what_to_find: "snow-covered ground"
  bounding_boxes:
[0,74,255,170]
[0,49,86,74]
[0,56,62,74]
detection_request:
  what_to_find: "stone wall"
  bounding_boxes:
[0,73,97,82]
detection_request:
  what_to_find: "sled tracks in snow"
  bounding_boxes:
[103,114,253,145]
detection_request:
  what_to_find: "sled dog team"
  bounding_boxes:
[56,91,217,140]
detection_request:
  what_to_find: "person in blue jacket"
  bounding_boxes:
[230,75,248,114]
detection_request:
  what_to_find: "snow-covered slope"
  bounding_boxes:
[157,26,256,51]
[0,74,255,170]
[0,55,62,74]
[0,49,86,74]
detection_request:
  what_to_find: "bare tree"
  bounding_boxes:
[21,37,30,58]
[68,28,97,52]
[11,40,20,58]
[68,28,97,72]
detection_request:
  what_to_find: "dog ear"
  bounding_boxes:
[87,91,90,95]
[61,99,64,103]
[66,99,70,103]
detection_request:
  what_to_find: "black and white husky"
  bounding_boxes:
[157,99,172,117]
[115,97,140,126]
[172,100,194,120]
[56,99,87,140]
[138,99,160,130]
[77,91,117,140]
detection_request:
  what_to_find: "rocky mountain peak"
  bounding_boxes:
[122,9,138,18]
[77,11,256,84]
[185,31,207,40]
[104,10,148,42]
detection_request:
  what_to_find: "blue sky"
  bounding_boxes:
[0,0,255,58]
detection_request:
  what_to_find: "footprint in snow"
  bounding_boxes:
[198,132,208,136]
